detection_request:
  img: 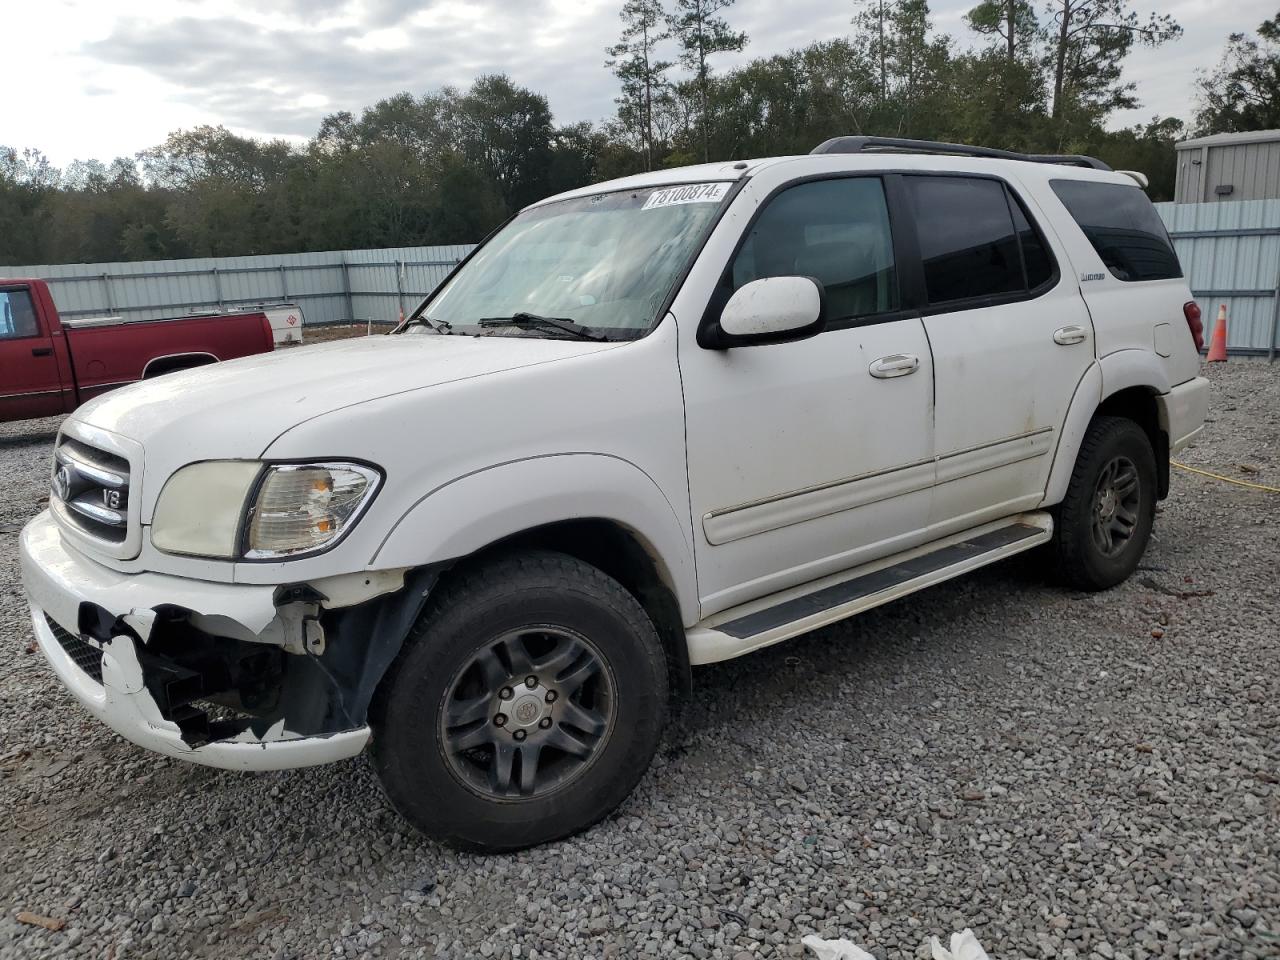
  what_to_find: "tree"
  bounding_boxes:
[455,75,555,211]
[1044,1,1181,134]
[967,0,1041,65]
[1195,11,1280,135]
[668,0,747,162]
[852,1,891,104]
[607,0,671,170]
[848,1,953,137]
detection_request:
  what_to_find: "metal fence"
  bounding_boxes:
[1156,199,1280,359]
[0,244,475,328]
[3,200,1277,355]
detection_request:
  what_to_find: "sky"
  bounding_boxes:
[7,0,1277,168]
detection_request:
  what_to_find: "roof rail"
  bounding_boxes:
[810,136,1112,172]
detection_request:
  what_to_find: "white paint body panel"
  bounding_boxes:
[922,221,1095,530]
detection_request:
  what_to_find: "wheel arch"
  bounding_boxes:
[1096,385,1168,499]
[369,454,698,696]
[439,518,692,702]
[142,352,219,378]
[1043,356,1171,506]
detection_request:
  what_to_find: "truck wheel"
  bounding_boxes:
[1051,415,1157,591]
[368,550,668,852]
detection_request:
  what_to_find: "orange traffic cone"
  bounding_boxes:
[1206,304,1228,362]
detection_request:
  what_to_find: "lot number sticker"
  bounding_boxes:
[642,183,730,210]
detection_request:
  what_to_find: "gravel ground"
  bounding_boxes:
[1,362,1277,960]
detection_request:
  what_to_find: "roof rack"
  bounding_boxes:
[810,136,1112,172]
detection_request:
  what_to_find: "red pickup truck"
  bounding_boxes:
[1,279,280,424]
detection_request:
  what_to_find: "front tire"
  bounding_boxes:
[369,550,668,852]
[1051,415,1157,591]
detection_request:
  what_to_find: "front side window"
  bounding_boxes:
[1050,179,1181,282]
[411,182,732,340]
[0,289,39,340]
[731,177,899,322]
[906,176,1025,304]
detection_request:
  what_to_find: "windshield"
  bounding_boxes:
[405,182,733,340]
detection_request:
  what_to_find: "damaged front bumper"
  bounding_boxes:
[19,511,372,771]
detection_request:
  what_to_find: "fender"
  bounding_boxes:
[370,453,699,625]
[1042,351,1172,507]
[1098,347,1171,398]
[1040,360,1103,507]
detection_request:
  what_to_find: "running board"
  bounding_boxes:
[686,513,1053,665]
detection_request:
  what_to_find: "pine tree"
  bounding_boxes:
[667,0,747,162]
[606,0,672,170]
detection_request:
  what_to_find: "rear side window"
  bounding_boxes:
[731,177,899,322]
[1010,197,1053,289]
[0,289,40,340]
[905,176,1036,305]
[1050,180,1181,282]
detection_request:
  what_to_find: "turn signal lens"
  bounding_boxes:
[244,463,379,558]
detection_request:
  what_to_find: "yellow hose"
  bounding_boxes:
[1171,461,1280,494]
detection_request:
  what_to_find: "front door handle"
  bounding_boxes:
[1053,325,1088,346]
[868,354,920,379]
[31,346,53,357]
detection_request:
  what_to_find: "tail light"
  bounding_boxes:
[1183,301,1204,352]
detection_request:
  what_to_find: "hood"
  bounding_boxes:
[71,334,616,504]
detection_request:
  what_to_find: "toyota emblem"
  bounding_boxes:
[52,465,72,500]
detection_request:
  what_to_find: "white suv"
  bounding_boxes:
[20,137,1209,851]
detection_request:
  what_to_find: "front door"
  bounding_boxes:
[0,286,63,423]
[898,174,1095,533]
[680,175,936,617]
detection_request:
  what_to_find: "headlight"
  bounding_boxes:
[151,461,262,558]
[151,461,380,560]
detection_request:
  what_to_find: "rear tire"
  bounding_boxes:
[1051,415,1157,591]
[369,550,668,852]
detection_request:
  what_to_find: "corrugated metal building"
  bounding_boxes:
[0,244,474,327]
[1156,199,1280,357]
[1174,130,1280,204]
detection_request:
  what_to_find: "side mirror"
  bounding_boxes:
[710,276,825,347]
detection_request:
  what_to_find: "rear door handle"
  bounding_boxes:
[868,354,920,379]
[31,346,53,357]
[1053,325,1088,346]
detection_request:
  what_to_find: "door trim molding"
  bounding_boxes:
[702,426,1053,545]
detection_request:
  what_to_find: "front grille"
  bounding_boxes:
[44,614,104,684]
[51,437,131,545]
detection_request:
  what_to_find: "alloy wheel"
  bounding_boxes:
[439,627,615,799]
[1091,455,1141,557]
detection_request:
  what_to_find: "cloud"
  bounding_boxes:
[82,0,625,141]
[13,0,1278,166]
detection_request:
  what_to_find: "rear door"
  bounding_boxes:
[0,285,64,422]
[899,174,1095,533]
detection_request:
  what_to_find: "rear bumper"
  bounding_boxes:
[1161,376,1210,455]
[19,511,370,771]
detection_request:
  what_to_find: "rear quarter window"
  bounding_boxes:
[1050,180,1181,282]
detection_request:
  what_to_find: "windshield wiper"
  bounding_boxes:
[406,314,453,334]
[477,312,607,341]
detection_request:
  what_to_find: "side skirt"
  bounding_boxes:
[686,512,1053,665]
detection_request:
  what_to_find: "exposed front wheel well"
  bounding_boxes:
[440,519,693,702]
[1097,386,1170,499]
